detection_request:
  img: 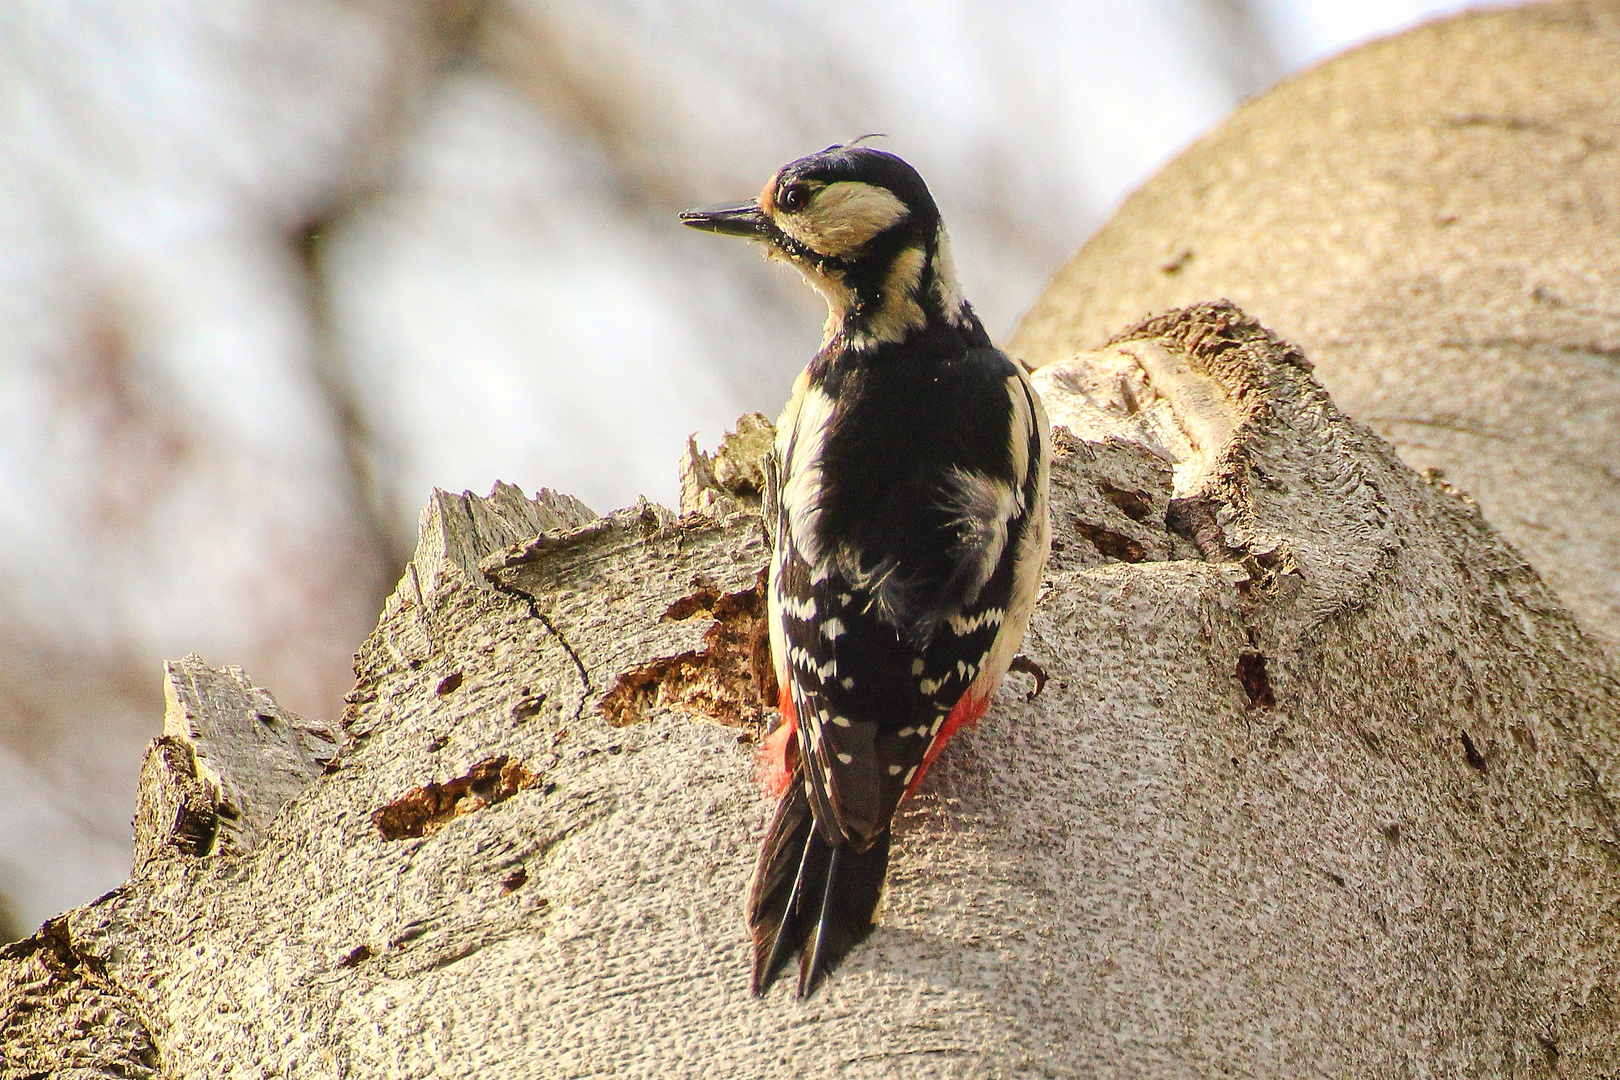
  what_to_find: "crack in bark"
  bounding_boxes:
[1568,750,1620,869]
[1441,113,1565,135]
[1070,518,1148,563]
[843,1046,972,1065]
[1236,652,1276,709]
[1167,496,1235,561]
[1369,415,1514,443]
[535,609,592,720]
[492,580,593,723]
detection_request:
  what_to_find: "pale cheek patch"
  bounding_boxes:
[776,181,909,257]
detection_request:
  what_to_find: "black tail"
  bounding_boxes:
[746,767,892,997]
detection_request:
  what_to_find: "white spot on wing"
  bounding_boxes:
[948,607,1005,636]
[822,618,845,640]
[779,594,817,621]
[888,764,904,775]
[836,752,854,765]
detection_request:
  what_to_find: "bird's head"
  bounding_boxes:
[682,144,972,348]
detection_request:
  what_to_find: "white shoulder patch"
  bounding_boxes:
[780,385,838,568]
[775,367,812,464]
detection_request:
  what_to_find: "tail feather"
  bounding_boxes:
[748,783,826,994]
[746,766,891,997]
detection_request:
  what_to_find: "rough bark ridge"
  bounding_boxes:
[4,302,1620,1077]
[1011,0,1620,651]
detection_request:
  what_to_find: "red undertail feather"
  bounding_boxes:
[903,690,989,800]
[756,685,798,797]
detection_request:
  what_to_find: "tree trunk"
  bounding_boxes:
[1010,0,1620,653]
[5,301,1619,1077]
[11,4,1620,1073]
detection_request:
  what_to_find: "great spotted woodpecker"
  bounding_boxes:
[682,144,1050,997]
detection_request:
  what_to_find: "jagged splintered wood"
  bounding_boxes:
[4,302,1619,1076]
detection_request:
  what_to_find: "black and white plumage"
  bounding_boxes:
[682,144,1050,997]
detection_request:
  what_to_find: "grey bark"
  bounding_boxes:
[10,6,1620,1074]
[133,659,345,869]
[5,302,1620,1077]
[1009,0,1620,652]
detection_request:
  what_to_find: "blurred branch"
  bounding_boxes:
[1186,0,1289,100]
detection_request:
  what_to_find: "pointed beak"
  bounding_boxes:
[680,202,773,239]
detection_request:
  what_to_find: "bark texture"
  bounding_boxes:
[1011,0,1620,651]
[4,302,1620,1077]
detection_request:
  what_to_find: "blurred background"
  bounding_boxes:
[0,0,1506,940]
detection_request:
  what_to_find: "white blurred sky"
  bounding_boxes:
[1259,0,1503,62]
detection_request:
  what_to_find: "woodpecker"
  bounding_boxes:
[682,144,1050,997]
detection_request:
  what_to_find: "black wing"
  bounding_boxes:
[773,348,1046,846]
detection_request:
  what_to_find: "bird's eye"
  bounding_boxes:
[779,184,808,213]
